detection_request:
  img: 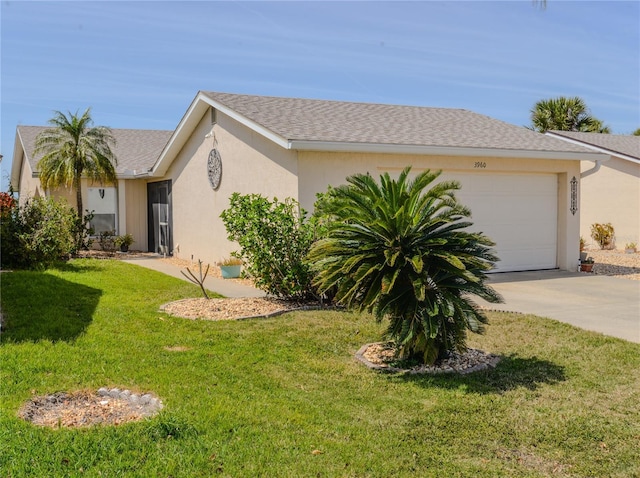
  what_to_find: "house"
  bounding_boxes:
[10,92,609,272]
[546,131,640,250]
[10,126,172,248]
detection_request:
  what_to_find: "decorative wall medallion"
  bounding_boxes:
[207,149,222,190]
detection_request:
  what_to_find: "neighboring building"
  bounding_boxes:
[546,131,640,250]
[10,92,609,272]
[10,126,172,249]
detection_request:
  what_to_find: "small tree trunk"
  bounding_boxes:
[74,172,83,219]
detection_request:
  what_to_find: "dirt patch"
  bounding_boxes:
[19,389,163,428]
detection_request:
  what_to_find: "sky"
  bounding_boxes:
[1,1,639,191]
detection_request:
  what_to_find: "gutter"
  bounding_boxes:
[544,132,613,177]
[580,160,602,179]
[286,140,610,162]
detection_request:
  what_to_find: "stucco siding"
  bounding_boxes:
[16,152,43,203]
[161,108,298,265]
[122,179,148,251]
[580,158,640,249]
[298,151,581,271]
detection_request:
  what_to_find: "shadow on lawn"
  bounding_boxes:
[0,270,101,343]
[395,354,566,394]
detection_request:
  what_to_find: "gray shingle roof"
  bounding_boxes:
[202,91,592,154]
[17,125,172,175]
[548,131,640,160]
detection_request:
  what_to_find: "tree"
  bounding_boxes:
[529,96,611,133]
[632,128,640,136]
[34,108,117,218]
[307,168,502,365]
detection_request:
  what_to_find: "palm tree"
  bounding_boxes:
[34,108,117,218]
[308,168,502,365]
[529,96,611,133]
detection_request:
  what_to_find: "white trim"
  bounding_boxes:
[117,179,127,235]
[287,140,610,161]
[203,96,290,149]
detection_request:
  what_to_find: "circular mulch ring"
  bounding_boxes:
[355,342,501,375]
[18,388,163,428]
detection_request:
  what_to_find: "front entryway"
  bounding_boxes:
[147,180,173,255]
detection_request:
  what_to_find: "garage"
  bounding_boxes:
[440,171,558,272]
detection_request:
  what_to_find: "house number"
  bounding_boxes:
[474,162,487,169]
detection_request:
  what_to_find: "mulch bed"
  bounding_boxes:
[19,390,162,428]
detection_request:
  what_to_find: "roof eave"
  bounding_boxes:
[287,140,611,161]
[150,91,289,177]
[9,129,29,192]
[546,132,639,164]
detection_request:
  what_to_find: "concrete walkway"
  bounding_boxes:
[121,255,265,298]
[476,270,640,343]
[122,256,639,343]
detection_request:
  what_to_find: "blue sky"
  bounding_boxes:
[2,1,638,191]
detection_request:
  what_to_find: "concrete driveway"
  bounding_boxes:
[475,270,640,343]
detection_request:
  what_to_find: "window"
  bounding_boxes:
[87,187,117,234]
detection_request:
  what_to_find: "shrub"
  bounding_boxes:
[220,193,318,301]
[98,230,117,253]
[0,197,76,270]
[307,168,502,365]
[72,210,95,253]
[591,223,615,250]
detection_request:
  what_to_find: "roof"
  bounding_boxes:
[15,125,172,178]
[152,91,607,176]
[202,91,598,154]
[546,131,640,163]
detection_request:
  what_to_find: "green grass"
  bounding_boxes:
[1,259,638,477]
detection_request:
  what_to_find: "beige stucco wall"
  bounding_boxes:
[160,108,299,265]
[580,157,640,249]
[16,153,44,204]
[298,151,581,271]
[121,179,148,251]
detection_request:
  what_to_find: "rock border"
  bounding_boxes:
[355,342,501,375]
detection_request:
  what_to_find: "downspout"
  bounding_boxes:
[580,159,602,179]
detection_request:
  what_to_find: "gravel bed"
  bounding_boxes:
[582,249,640,280]
[160,297,310,320]
[19,389,163,428]
[356,342,501,375]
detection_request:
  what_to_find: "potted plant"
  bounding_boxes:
[218,257,243,279]
[625,242,637,254]
[114,233,135,253]
[579,236,588,261]
[580,257,595,273]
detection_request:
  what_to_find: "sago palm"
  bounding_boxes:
[308,168,502,365]
[35,108,117,217]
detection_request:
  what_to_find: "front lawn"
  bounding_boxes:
[1,259,638,477]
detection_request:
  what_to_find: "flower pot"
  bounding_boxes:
[120,244,129,253]
[580,263,594,273]
[220,265,241,279]
[625,248,636,254]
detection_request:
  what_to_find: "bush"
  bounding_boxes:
[98,230,117,253]
[591,223,615,249]
[1,197,76,269]
[307,168,502,365]
[220,193,318,301]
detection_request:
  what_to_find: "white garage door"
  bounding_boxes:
[439,172,558,272]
